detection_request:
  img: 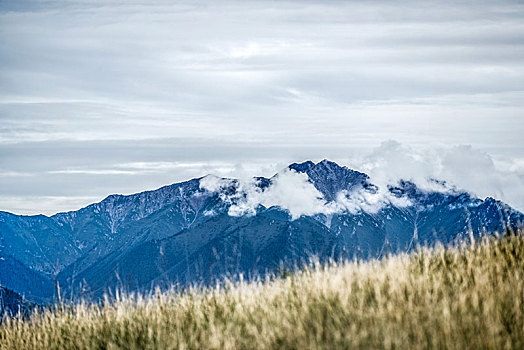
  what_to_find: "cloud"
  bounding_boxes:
[233,170,336,219]
[0,195,103,216]
[48,169,138,175]
[335,189,412,215]
[353,141,524,212]
[200,168,412,220]
[2,0,524,149]
[200,170,335,219]
[199,175,236,194]
[198,141,524,219]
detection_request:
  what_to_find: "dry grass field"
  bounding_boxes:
[1,233,523,349]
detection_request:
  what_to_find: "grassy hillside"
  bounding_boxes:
[1,233,523,349]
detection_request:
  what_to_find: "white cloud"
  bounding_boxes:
[199,175,236,194]
[200,168,412,220]
[235,170,336,219]
[352,141,524,212]
[0,171,34,177]
[48,169,138,175]
[200,170,335,219]
[336,189,412,215]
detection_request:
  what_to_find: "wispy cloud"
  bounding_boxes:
[47,169,139,175]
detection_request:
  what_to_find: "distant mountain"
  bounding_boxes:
[1,160,522,301]
[0,285,33,317]
[0,255,54,303]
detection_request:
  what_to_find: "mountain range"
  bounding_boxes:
[0,285,32,318]
[1,160,522,303]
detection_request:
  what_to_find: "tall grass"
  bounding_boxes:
[1,233,523,349]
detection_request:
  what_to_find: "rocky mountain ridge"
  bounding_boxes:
[0,160,522,301]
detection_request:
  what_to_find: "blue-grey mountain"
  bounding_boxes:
[0,160,522,302]
[0,285,33,317]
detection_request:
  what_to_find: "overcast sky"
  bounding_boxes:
[1,0,523,215]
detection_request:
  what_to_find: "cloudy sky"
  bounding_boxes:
[1,0,523,215]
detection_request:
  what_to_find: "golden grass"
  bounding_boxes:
[1,233,523,349]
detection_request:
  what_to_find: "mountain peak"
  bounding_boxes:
[288,160,315,173]
[287,159,369,201]
[316,158,338,167]
[289,159,350,174]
